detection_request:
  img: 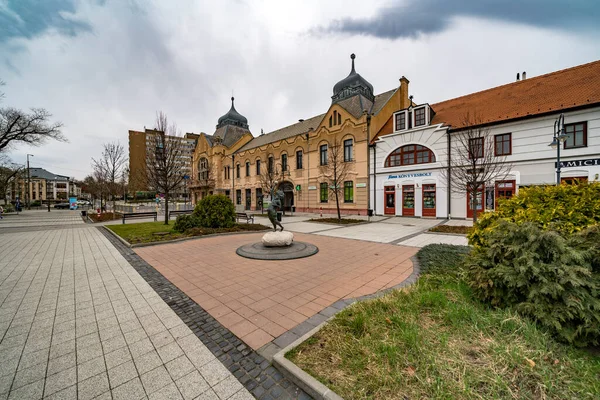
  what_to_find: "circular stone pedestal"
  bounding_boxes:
[236,241,318,260]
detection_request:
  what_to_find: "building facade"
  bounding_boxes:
[8,168,79,203]
[370,60,600,218]
[190,54,411,215]
[128,129,199,197]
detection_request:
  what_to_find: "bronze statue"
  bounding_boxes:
[267,189,284,231]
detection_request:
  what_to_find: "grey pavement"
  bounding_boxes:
[397,233,469,247]
[0,213,253,400]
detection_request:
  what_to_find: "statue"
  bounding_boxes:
[267,188,284,231]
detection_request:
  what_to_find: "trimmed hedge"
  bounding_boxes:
[193,194,235,229]
[173,214,201,233]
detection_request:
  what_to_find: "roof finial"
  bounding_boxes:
[350,53,356,72]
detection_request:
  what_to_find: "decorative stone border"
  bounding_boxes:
[98,227,312,400]
[270,256,421,400]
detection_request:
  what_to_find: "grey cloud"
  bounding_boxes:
[0,0,99,42]
[318,0,600,39]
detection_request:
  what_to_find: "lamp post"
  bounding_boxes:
[26,154,33,210]
[549,114,568,185]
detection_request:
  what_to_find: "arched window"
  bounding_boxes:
[198,157,209,180]
[385,145,436,167]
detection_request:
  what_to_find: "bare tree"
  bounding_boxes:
[319,137,351,220]
[92,163,109,212]
[441,112,513,222]
[0,154,21,204]
[92,142,127,218]
[258,158,283,201]
[143,111,187,224]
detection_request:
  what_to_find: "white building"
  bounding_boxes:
[370,60,600,219]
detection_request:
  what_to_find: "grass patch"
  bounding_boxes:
[287,244,600,400]
[89,212,122,222]
[308,218,365,225]
[107,221,269,244]
[429,224,473,234]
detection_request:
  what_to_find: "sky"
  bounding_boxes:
[1,0,599,180]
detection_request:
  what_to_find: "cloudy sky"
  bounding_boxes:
[1,0,599,179]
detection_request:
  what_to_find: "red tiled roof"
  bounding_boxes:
[430,59,600,129]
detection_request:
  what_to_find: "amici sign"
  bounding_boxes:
[555,158,600,168]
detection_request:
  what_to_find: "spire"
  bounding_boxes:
[216,96,249,129]
[332,53,374,103]
[350,53,356,73]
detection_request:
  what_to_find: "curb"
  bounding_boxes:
[268,255,422,400]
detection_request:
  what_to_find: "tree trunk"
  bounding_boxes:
[164,191,169,225]
[112,195,116,220]
[471,188,478,223]
[335,190,341,220]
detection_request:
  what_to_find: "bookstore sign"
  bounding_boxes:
[555,158,600,168]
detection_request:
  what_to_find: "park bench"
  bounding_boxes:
[122,211,157,224]
[168,209,194,219]
[236,212,255,224]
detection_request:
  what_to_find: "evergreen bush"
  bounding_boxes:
[193,194,235,228]
[464,221,600,346]
[469,182,600,247]
[173,214,201,233]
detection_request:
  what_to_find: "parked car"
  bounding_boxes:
[77,200,92,206]
[54,203,70,209]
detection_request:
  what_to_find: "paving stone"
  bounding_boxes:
[101,334,127,354]
[198,360,231,387]
[12,362,46,390]
[104,346,133,370]
[0,375,13,395]
[174,370,209,400]
[48,340,75,361]
[166,355,195,381]
[228,389,256,400]
[212,375,244,400]
[78,371,110,400]
[148,382,182,400]
[44,366,76,397]
[43,384,77,400]
[108,360,138,389]
[77,342,103,364]
[7,378,44,400]
[0,356,19,378]
[47,352,76,376]
[141,365,174,395]
[112,377,146,400]
[133,349,163,375]
[193,389,219,400]
[157,341,184,364]
[77,355,106,382]
[128,337,154,359]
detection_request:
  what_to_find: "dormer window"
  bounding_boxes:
[395,112,406,131]
[414,107,426,126]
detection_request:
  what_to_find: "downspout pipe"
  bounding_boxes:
[371,142,377,216]
[306,131,310,213]
[365,112,372,218]
[232,154,235,204]
[446,130,451,219]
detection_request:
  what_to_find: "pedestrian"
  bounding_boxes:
[0,205,3,219]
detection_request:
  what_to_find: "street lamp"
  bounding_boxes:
[548,114,569,185]
[26,154,33,210]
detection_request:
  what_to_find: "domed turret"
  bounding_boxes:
[332,54,374,103]
[216,97,249,129]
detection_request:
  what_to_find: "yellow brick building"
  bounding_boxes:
[190,54,411,215]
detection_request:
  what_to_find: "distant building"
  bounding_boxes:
[8,168,79,203]
[128,129,198,198]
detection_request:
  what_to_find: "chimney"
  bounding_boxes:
[399,76,410,109]
[522,71,526,80]
[516,72,520,81]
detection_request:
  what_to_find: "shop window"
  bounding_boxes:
[320,144,328,166]
[344,139,353,162]
[385,145,435,167]
[561,176,588,185]
[296,150,303,169]
[320,183,328,202]
[494,133,512,156]
[344,181,353,203]
[564,122,587,149]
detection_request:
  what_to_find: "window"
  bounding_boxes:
[320,183,328,202]
[494,133,512,156]
[564,122,587,149]
[268,157,274,173]
[330,111,342,127]
[495,180,515,208]
[256,159,261,175]
[329,115,332,127]
[236,164,240,179]
[245,161,250,177]
[320,144,328,165]
[236,189,241,205]
[385,145,436,167]
[469,137,484,159]
[395,112,406,131]
[344,181,353,203]
[227,166,230,179]
[281,154,288,172]
[296,150,303,169]
[198,158,209,180]
[338,112,341,125]
[414,107,426,126]
[344,139,353,162]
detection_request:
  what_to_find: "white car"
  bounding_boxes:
[77,200,92,206]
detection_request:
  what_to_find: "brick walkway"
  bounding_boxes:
[135,233,417,350]
[0,224,253,399]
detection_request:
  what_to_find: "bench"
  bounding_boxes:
[168,209,194,220]
[236,212,255,224]
[122,212,157,224]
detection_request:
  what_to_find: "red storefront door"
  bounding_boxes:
[402,185,415,216]
[467,184,484,219]
[384,186,396,215]
[495,180,515,208]
[422,184,436,217]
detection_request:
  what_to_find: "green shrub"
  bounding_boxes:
[464,221,600,346]
[30,200,41,207]
[469,182,600,247]
[173,214,201,233]
[193,194,235,228]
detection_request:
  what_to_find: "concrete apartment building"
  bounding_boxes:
[128,129,199,197]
